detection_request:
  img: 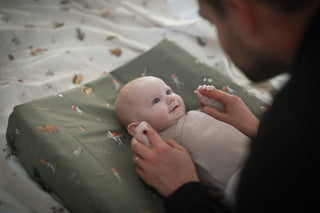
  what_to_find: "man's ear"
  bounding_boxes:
[127,122,140,136]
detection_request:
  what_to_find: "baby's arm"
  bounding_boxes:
[194,85,225,112]
[134,121,152,148]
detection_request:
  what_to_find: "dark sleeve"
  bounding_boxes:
[165,182,230,213]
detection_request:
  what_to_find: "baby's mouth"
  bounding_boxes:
[169,104,179,113]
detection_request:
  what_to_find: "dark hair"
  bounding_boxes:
[256,0,317,12]
[207,0,317,16]
[206,0,226,16]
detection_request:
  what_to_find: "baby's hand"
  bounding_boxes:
[194,85,225,112]
[135,121,152,148]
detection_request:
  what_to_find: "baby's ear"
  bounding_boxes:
[127,122,140,136]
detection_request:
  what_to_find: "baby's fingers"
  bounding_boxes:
[197,87,231,105]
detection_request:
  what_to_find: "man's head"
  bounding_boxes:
[198,0,319,82]
[115,76,186,135]
[202,0,317,16]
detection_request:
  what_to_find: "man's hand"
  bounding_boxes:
[131,125,199,197]
[196,87,260,138]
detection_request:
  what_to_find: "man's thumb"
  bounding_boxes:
[145,124,164,147]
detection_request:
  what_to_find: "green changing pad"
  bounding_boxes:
[6,39,266,213]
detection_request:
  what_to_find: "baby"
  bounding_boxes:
[115,76,249,191]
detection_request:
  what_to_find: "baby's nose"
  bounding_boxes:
[166,96,173,104]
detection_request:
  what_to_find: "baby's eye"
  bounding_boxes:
[152,97,160,105]
[166,90,171,95]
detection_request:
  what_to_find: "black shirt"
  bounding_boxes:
[165,9,320,213]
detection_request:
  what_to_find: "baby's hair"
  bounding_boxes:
[114,76,151,128]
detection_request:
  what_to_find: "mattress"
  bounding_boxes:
[6,39,266,213]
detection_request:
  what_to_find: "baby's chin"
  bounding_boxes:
[159,112,185,132]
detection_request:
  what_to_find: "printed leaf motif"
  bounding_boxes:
[73,147,83,156]
[72,74,83,84]
[112,79,121,90]
[41,158,57,174]
[3,144,16,160]
[76,28,85,41]
[71,105,85,116]
[222,85,234,94]
[101,10,110,17]
[106,35,117,41]
[109,48,122,56]
[111,168,126,183]
[260,105,271,112]
[30,48,48,56]
[11,37,20,46]
[81,85,93,95]
[171,74,184,90]
[197,36,207,46]
[53,21,64,28]
[46,70,54,76]
[25,24,35,28]
[8,54,14,61]
[107,130,125,147]
[37,125,58,133]
[78,125,87,132]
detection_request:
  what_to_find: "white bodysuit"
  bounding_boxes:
[159,110,249,190]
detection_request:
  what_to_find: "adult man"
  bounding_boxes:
[131,0,320,212]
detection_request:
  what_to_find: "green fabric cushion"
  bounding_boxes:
[6,39,266,213]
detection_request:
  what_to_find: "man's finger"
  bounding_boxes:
[145,125,169,148]
[132,154,149,170]
[132,154,141,163]
[131,137,151,160]
[135,166,146,179]
[164,139,185,151]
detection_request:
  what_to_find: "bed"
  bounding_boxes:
[0,0,286,212]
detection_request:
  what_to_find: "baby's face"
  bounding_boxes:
[130,77,186,131]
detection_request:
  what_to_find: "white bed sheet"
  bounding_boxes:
[0,0,279,212]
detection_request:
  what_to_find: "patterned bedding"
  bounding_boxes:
[6,39,266,213]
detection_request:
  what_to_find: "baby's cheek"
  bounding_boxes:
[153,113,170,131]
